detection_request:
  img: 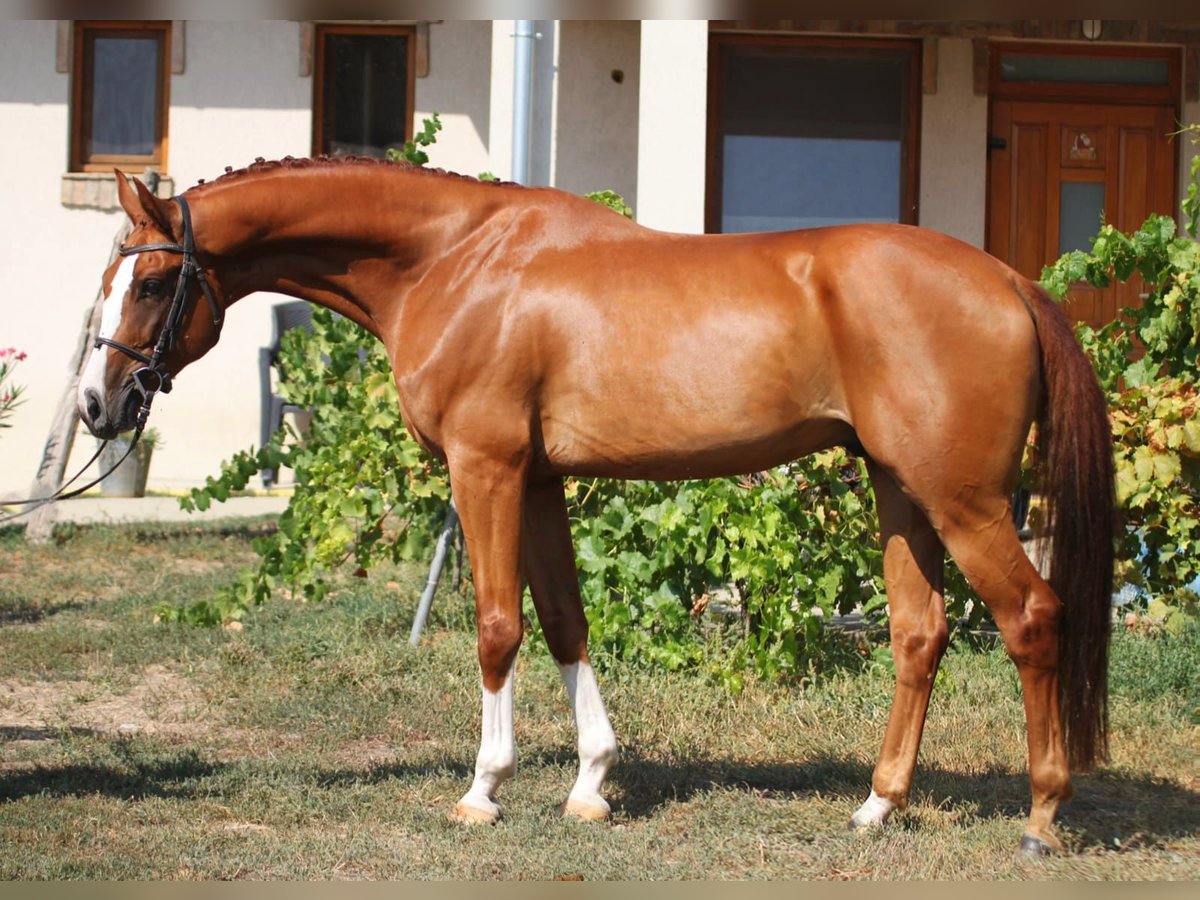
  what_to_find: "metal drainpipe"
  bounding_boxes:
[512,19,536,185]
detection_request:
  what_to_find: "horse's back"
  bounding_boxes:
[524,220,1041,481]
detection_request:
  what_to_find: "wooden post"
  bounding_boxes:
[24,219,131,543]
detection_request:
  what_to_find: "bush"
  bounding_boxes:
[0,346,27,433]
[1040,124,1200,633]
[1108,622,1200,720]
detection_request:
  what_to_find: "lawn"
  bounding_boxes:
[0,518,1196,880]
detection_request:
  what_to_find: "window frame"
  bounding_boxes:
[705,33,922,235]
[311,23,417,159]
[70,20,171,174]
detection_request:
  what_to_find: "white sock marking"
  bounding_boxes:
[559,660,617,814]
[850,789,896,828]
[457,665,515,819]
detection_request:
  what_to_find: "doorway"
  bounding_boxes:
[985,44,1180,328]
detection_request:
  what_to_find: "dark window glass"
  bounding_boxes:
[88,35,160,157]
[1059,182,1106,255]
[1000,54,1169,86]
[319,32,410,158]
[712,41,917,233]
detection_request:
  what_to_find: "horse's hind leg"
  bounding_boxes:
[938,502,1073,854]
[521,476,618,820]
[850,463,949,829]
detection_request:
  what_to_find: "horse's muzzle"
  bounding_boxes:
[79,386,139,439]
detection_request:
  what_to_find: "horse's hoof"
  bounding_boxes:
[1016,833,1058,858]
[847,815,877,832]
[451,800,501,825]
[847,790,895,831]
[560,797,611,822]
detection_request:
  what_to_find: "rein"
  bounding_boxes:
[0,436,142,525]
[1,194,220,526]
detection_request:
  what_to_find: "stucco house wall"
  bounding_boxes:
[0,20,501,497]
[2,19,1199,500]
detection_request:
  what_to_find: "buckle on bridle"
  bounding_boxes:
[132,366,171,398]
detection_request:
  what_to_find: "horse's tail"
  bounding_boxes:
[1022,279,1115,771]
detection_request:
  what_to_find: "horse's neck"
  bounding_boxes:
[191,166,492,337]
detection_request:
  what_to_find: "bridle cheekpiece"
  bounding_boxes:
[97,194,223,429]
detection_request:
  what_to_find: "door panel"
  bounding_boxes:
[1013,122,1050,280]
[988,101,1176,329]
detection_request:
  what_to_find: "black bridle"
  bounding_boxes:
[1,194,222,523]
[98,193,224,431]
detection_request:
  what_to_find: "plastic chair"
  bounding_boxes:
[259,301,314,487]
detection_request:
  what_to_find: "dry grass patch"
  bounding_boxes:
[0,519,1197,879]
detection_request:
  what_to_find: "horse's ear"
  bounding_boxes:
[113,169,178,236]
[131,175,177,236]
[113,169,144,222]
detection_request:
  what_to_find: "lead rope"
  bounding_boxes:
[0,428,143,527]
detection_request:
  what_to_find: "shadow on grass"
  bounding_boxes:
[236,745,1200,849]
[0,743,219,803]
[605,750,1200,849]
[0,725,103,741]
[0,599,89,627]
[2,739,1196,851]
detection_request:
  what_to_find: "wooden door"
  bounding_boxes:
[987,101,1176,328]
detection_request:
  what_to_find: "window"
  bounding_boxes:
[707,36,921,234]
[989,42,1180,106]
[71,21,170,173]
[313,24,415,158]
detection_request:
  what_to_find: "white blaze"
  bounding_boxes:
[78,254,136,420]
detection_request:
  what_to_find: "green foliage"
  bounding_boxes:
[1108,621,1200,720]
[384,112,443,166]
[583,190,634,219]
[163,307,450,624]
[1040,124,1200,631]
[556,460,885,687]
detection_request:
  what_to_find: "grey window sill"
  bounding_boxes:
[61,172,175,211]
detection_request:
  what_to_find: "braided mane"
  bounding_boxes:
[188,154,512,193]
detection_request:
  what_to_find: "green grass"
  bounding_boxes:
[0,520,1196,879]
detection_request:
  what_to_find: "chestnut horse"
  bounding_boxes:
[79,160,1114,855]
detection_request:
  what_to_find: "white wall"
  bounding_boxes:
[918,38,989,248]
[138,21,312,495]
[415,19,494,178]
[554,20,641,208]
[488,21,515,181]
[636,20,707,233]
[5,19,1196,501]
[0,21,139,498]
[0,20,501,498]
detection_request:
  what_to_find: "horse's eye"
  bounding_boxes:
[140,279,164,298]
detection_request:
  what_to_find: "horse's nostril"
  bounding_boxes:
[84,388,102,424]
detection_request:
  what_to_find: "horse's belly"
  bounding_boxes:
[539,409,855,480]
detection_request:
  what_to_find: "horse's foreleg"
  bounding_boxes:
[448,449,529,825]
[851,465,948,829]
[522,477,618,820]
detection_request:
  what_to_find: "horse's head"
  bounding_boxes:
[77,172,224,438]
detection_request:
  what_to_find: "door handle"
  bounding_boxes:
[988,136,1008,151]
